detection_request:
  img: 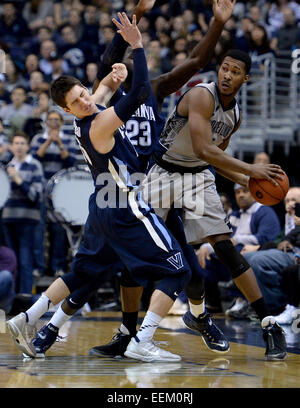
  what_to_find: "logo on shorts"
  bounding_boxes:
[167,252,184,270]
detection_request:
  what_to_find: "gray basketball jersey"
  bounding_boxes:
[158,82,240,168]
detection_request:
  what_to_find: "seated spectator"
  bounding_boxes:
[30,110,77,277]
[82,63,98,92]
[22,0,54,32]
[29,25,53,56]
[39,39,69,77]
[53,0,84,29]
[68,8,84,41]
[0,86,33,137]
[0,243,17,314]
[274,252,300,324]
[26,71,50,106]
[196,183,281,312]
[229,186,300,318]
[253,151,271,165]
[270,7,300,53]
[32,90,52,122]
[0,1,30,48]
[171,15,188,40]
[249,24,273,62]
[267,0,300,37]
[235,17,254,52]
[196,0,214,34]
[3,56,27,93]
[0,75,11,109]
[2,132,44,295]
[243,224,300,316]
[82,4,99,45]
[59,24,89,79]
[23,54,40,81]
[0,118,12,165]
[48,51,69,81]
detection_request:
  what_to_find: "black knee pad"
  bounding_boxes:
[120,268,141,287]
[185,274,205,300]
[213,240,250,279]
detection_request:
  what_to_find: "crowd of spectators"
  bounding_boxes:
[0,0,300,317]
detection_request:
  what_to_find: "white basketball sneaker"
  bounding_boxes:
[124,337,182,362]
[6,313,37,357]
[274,304,297,325]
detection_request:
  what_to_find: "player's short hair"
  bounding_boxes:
[221,49,252,74]
[50,75,84,108]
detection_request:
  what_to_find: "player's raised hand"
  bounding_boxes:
[249,163,285,185]
[111,63,128,84]
[213,0,237,24]
[112,13,143,49]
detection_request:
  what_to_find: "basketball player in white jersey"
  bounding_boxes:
[144,49,287,361]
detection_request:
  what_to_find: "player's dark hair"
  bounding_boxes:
[50,75,84,108]
[221,49,252,74]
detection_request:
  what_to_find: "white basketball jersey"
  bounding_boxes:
[158,82,240,168]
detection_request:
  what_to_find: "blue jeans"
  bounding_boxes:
[2,223,36,294]
[244,249,295,312]
[0,270,15,314]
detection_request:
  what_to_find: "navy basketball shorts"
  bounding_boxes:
[71,192,191,290]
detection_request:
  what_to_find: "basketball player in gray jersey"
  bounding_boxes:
[145,50,287,361]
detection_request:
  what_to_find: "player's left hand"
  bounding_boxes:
[111,63,128,84]
[213,0,237,24]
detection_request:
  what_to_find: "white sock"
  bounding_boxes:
[188,300,205,318]
[136,311,162,343]
[25,293,53,325]
[48,305,72,329]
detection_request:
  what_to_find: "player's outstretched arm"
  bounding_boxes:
[90,13,151,154]
[92,63,128,107]
[152,0,236,103]
[181,87,284,185]
[93,0,156,91]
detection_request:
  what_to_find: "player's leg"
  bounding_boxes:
[182,169,286,360]
[166,208,229,353]
[106,204,191,362]
[6,277,70,357]
[89,268,143,357]
[207,233,287,361]
[31,242,118,358]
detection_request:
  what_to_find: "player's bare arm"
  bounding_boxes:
[179,87,284,184]
[90,13,146,154]
[92,63,128,107]
[152,0,236,103]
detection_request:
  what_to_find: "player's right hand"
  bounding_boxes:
[248,163,284,185]
[213,0,237,25]
[111,63,128,84]
[112,13,143,49]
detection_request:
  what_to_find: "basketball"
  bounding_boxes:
[249,172,290,206]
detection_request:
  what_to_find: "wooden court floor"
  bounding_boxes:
[1,311,300,388]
